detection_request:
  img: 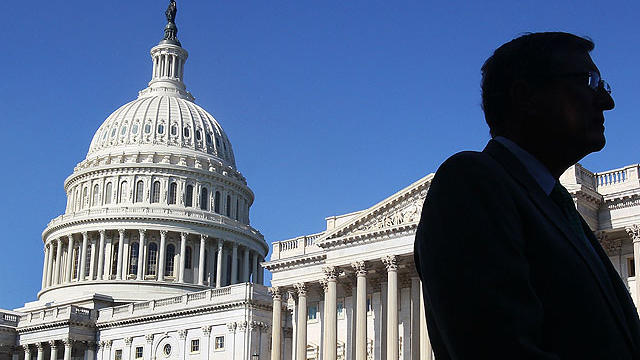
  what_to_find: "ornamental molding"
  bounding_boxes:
[314,174,432,249]
[268,286,282,300]
[145,334,154,344]
[262,253,327,272]
[382,255,398,272]
[605,193,640,211]
[626,224,640,241]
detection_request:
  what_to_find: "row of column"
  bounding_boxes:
[16,339,93,360]
[270,256,432,360]
[626,224,640,313]
[41,230,265,290]
[153,52,184,80]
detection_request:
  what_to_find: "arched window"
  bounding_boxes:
[185,246,192,269]
[185,185,193,207]
[119,181,128,203]
[104,182,113,204]
[85,245,92,277]
[226,195,231,216]
[72,245,80,279]
[214,191,221,214]
[146,242,158,276]
[165,244,175,276]
[135,180,145,203]
[235,198,239,220]
[168,182,177,205]
[92,184,100,206]
[111,242,119,276]
[129,242,139,275]
[183,127,190,137]
[82,187,88,209]
[171,124,177,136]
[151,181,161,203]
[73,188,79,212]
[200,188,208,210]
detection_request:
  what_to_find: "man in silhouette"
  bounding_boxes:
[414,32,640,359]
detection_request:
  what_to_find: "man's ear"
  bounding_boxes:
[509,79,537,117]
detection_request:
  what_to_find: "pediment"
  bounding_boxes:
[315,173,433,246]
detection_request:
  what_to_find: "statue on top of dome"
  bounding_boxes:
[165,0,177,24]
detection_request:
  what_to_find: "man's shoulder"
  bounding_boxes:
[436,149,501,178]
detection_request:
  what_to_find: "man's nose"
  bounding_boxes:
[598,88,615,111]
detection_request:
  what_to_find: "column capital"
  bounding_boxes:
[103,340,112,349]
[319,278,328,292]
[202,325,212,336]
[227,322,238,333]
[382,255,398,272]
[178,329,187,339]
[217,239,224,249]
[351,261,367,276]
[294,282,307,296]
[201,234,208,241]
[81,231,88,239]
[145,334,154,344]
[139,229,147,237]
[86,342,97,351]
[22,345,30,352]
[269,286,282,300]
[62,338,73,348]
[124,337,133,346]
[35,343,44,350]
[232,241,239,249]
[99,229,106,236]
[67,234,74,241]
[626,224,640,242]
[160,230,168,237]
[180,232,188,240]
[118,229,126,236]
[323,266,339,281]
[48,341,57,349]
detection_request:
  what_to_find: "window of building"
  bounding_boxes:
[337,299,345,319]
[226,195,231,216]
[214,336,224,350]
[168,182,177,205]
[82,187,88,209]
[367,295,373,314]
[215,138,220,148]
[628,257,635,277]
[235,198,239,220]
[135,347,143,359]
[185,185,193,207]
[132,124,139,134]
[72,246,80,279]
[307,303,318,321]
[111,241,119,276]
[151,181,161,203]
[92,184,100,206]
[119,181,128,203]
[214,191,221,214]
[200,188,208,210]
[111,128,117,138]
[145,123,151,134]
[196,130,202,141]
[114,349,122,360]
[135,180,145,203]
[165,244,175,276]
[171,124,177,136]
[121,126,127,136]
[129,242,139,275]
[146,242,158,276]
[85,245,92,277]
[183,127,190,137]
[105,182,113,204]
[206,134,212,144]
[163,344,171,356]
[185,246,192,269]
[158,124,165,134]
[190,339,200,353]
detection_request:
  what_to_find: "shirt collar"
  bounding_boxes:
[494,136,556,195]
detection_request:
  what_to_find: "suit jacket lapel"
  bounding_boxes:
[483,140,635,348]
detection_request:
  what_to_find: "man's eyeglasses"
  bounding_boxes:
[560,71,612,95]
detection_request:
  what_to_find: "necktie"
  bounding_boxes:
[549,182,585,239]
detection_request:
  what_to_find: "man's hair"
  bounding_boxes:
[481,32,594,137]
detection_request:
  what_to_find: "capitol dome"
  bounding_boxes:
[36,9,267,307]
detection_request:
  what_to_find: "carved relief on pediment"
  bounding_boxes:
[351,189,427,236]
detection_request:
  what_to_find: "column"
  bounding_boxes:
[122,233,130,279]
[295,283,307,360]
[36,343,44,360]
[410,278,421,360]
[419,281,433,360]
[124,338,132,360]
[89,236,97,280]
[230,242,238,284]
[324,267,338,360]
[97,230,105,280]
[137,229,146,280]
[54,238,63,285]
[145,335,154,360]
[158,230,167,281]
[216,239,224,288]
[352,261,367,360]
[42,244,50,289]
[46,243,55,286]
[63,339,72,360]
[199,235,207,285]
[116,229,125,280]
[242,247,250,282]
[270,287,283,360]
[178,232,187,282]
[251,251,258,283]
[79,232,88,281]
[49,341,58,360]
[23,345,31,360]
[257,257,264,285]
[104,232,112,279]
[86,343,96,360]
[65,235,74,283]
[383,256,399,360]
[202,326,211,360]
[626,225,640,312]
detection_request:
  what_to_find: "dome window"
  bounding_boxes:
[214,191,221,214]
[128,242,139,275]
[132,124,139,134]
[145,124,152,134]
[183,127,190,137]
[168,182,177,205]
[171,125,177,136]
[104,182,113,204]
[200,187,208,210]
[111,128,117,138]
[185,185,193,207]
[121,126,127,136]
[215,138,220,147]
[146,242,158,276]
[196,130,202,141]
[102,130,108,140]
[135,180,145,203]
[206,134,212,144]
[158,124,165,134]
[151,181,161,203]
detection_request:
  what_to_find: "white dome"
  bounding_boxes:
[88,95,236,169]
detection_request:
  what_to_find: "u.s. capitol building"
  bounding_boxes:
[2,3,640,360]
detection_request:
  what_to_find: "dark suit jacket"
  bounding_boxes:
[414,140,640,359]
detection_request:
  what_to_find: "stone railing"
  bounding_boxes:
[0,310,20,327]
[45,206,262,238]
[17,305,94,327]
[269,232,324,261]
[97,283,266,323]
[596,165,640,195]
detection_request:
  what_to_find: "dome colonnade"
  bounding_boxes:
[37,5,268,304]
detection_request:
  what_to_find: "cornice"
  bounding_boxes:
[262,253,327,272]
[17,320,95,334]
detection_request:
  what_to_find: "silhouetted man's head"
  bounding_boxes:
[481,32,615,174]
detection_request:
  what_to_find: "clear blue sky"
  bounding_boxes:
[1,1,638,310]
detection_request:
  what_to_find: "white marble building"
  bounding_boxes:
[264,162,640,360]
[0,4,271,360]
